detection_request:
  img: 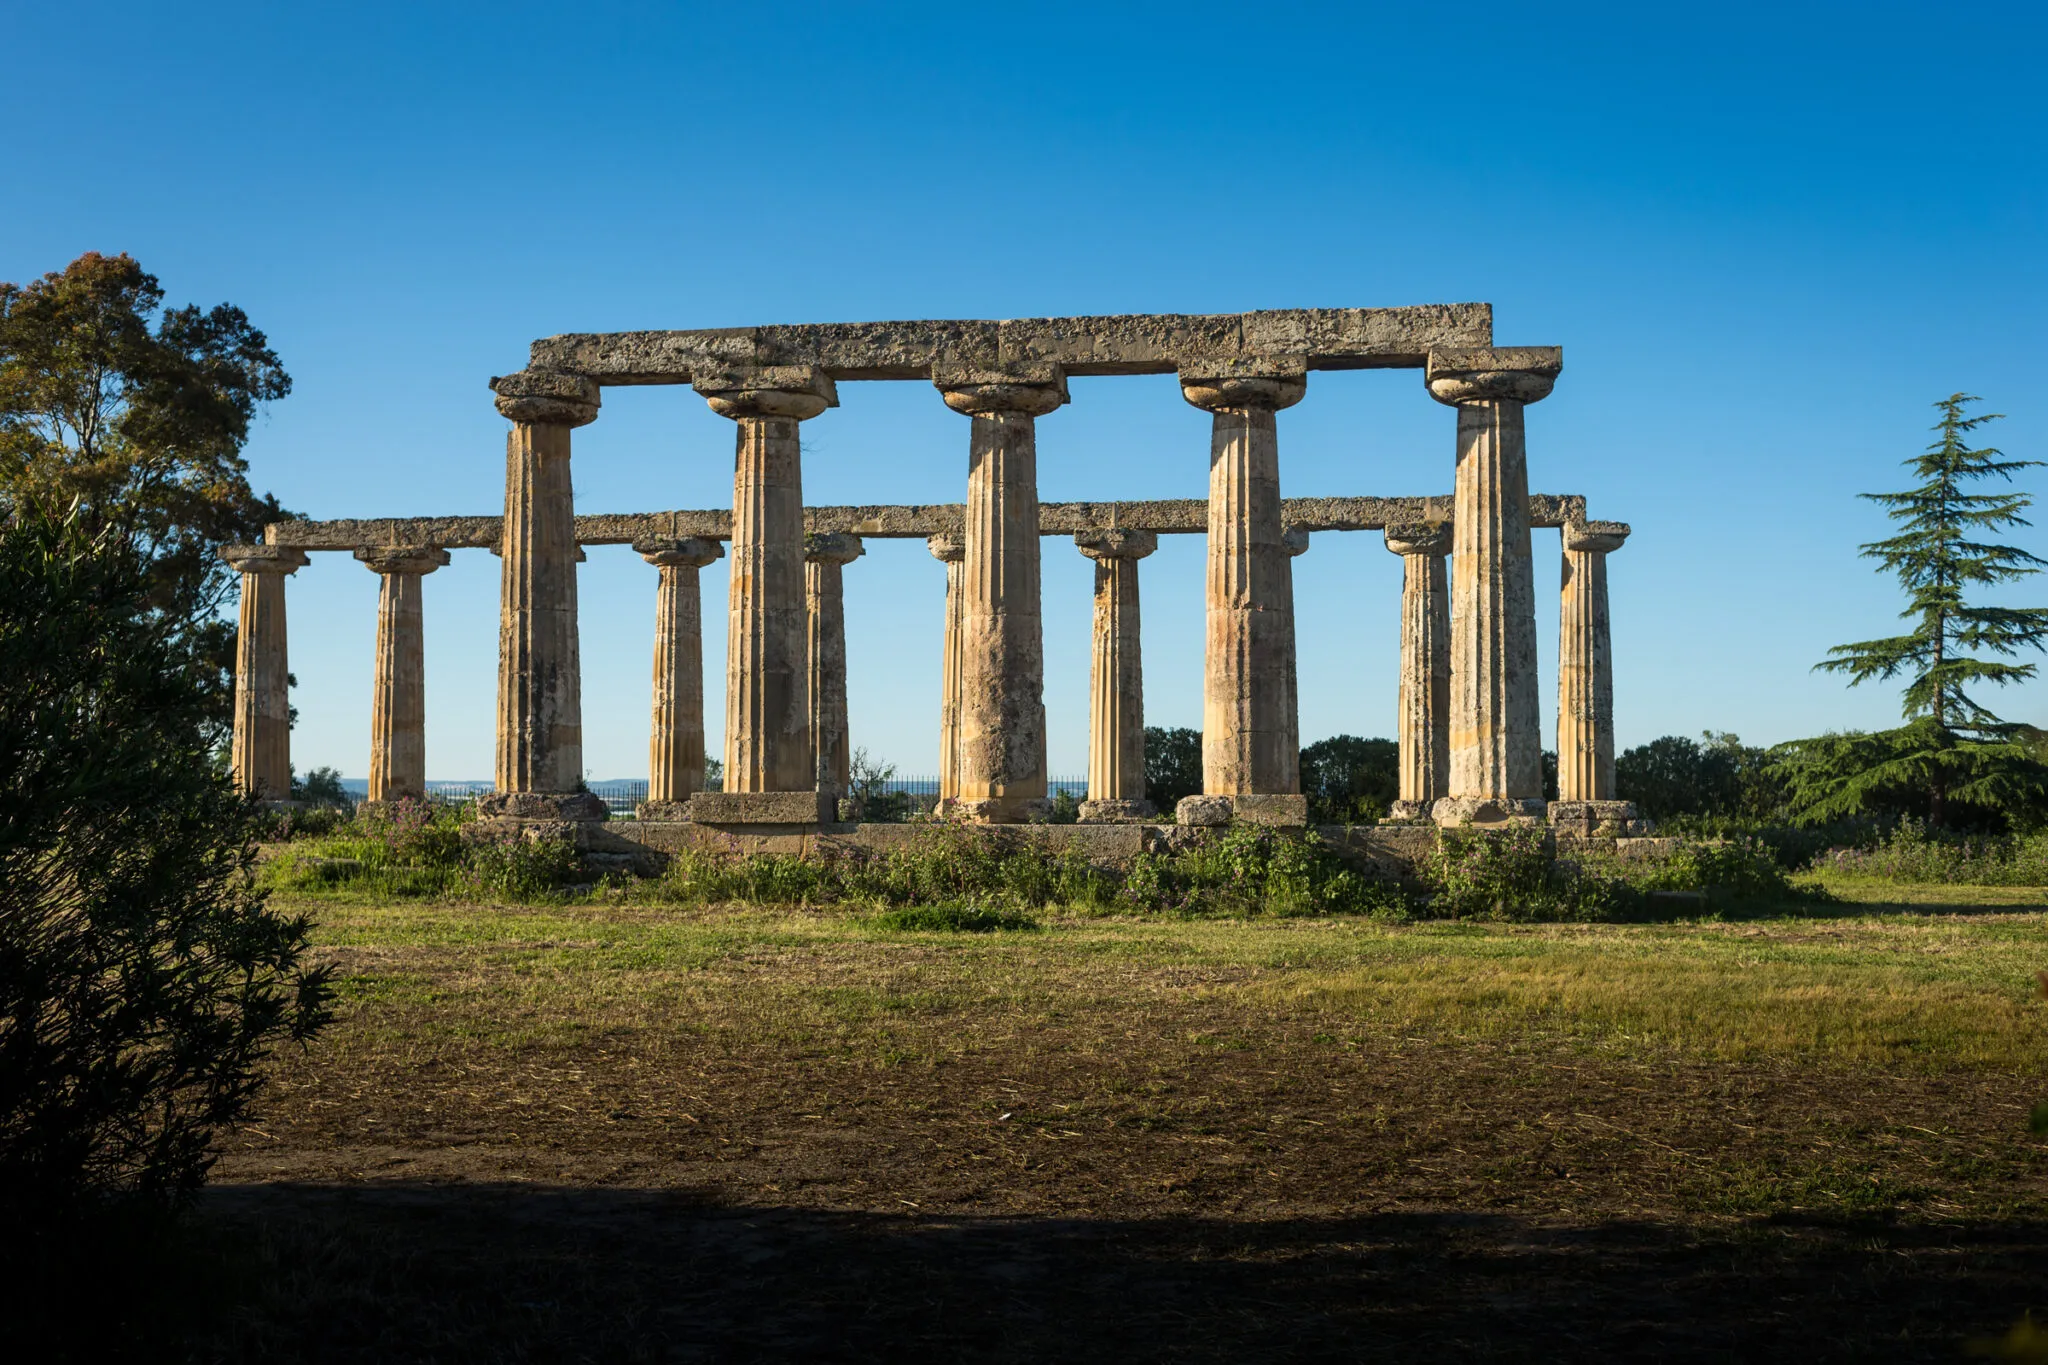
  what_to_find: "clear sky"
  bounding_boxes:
[5,1,2043,782]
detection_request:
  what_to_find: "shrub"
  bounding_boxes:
[1424,825,1629,922]
[0,509,331,1216]
[1820,820,2048,886]
[870,903,1039,933]
[1118,826,1405,919]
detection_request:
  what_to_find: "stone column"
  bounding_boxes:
[1075,528,1158,823]
[483,369,605,821]
[1179,359,1308,827]
[354,545,451,807]
[936,366,1067,823]
[804,532,865,801]
[1424,346,1562,825]
[1555,521,1633,825]
[1382,521,1452,821]
[1282,525,1311,786]
[690,365,838,825]
[220,544,310,801]
[634,536,723,819]
[926,530,966,806]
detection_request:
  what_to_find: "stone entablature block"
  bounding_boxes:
[525,306,1497,385]
[264,495,1589,550]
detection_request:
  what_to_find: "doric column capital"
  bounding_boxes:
[1074,527,1158,562]
[1284,526,1312,557]
[634,536,723,569]
[220,544,310,575]
[354,545,451,576]
[1384,520,1453,557]
[804,531,865,567]
[926,530,965,563]
[1425,346,1562,406]
[693,365,838,421]
[1564,520,1630,554]
[1179,356,1307,413]
[490,369,601,426]
[934,363,1068,418]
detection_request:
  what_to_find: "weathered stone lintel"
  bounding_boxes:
[526,305,1496,385]
[684,790,836,826]
[265,495,1590,550]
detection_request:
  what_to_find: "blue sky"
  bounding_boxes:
[5,1,2043,780]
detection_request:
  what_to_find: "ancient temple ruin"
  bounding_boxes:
[221,306,1637,839]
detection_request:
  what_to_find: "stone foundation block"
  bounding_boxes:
[1384,800,1433,823]
[685,790,834,826]
[1232,794,1309,828]
[1175,795,1234,826]
[1430,796,1547,827]
[635,799,694,822]
[1078,798,1157,824]
[951,797,1054,824]
[474,791,610,822]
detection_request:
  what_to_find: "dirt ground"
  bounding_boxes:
[134,895,2048,1360]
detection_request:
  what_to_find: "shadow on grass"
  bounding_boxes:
[17,1182,2043,1363]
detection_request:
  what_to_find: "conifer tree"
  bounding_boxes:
[1793,395,2048,826]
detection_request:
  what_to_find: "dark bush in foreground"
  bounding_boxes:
[0,511,331,1216]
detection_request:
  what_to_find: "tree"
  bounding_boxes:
[1143,726,1203,813]
[1298,735,1398,824]
[1810,395,2048,826]
[0,252,294,742]
[1616,732,1779,821]
[0,506,330,1216]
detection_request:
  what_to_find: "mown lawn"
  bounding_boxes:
[178,880,2048,1362]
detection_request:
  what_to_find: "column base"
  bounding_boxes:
[475,791,610,822]
[1384,800,1435,824]
[1548,800,1650,836]
[1174,794,1309,828]
[684,790,835,827]
[1430,796,1547,828]
[950,796,1054,824]
[1078,798,1157,824]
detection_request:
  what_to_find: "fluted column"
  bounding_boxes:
[220,544,310,801]
[1282,525,1311,779]
[1075,528,1158,822]
[805,532,865,799]
[926,530,966,805]
[937,366,1067,823]
[1382,521,1452,821]
[1424,346,1562,824]
[1181,361,1307,813]
[354,545,450,806]
[1557,521,1630,803]
[694,366,837,819]
[635,536,723,817]
[484,369,604,820]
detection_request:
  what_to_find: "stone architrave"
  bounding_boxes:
[688,365,838,826]
[1556,520,1631,806]
[220,544,310,801]
[1180,358,1309,826]
[1424,346,1562,825]
[1075,528,1158,823]
[926,530,966,805]
[1382,521,1452,821]
[936,365,1067,823]
[634,536,723,819]
[804,532,865,799]
[354,545,451,806]
[483,369,607,821]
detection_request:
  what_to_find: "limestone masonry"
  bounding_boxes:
[222,306,1637,836]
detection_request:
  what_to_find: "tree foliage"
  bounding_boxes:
[1298,735,1399,823]
[1143,726,1203,813]
[1616,732,1779,821]
[1769,719,2048,831]
[0,507,330,1215]
[1809,395,2048,825]
[0,252,294,738]
[1818,395,2046,729]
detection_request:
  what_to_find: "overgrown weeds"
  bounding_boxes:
[1822,820,2048,886]
[261,801,586,901]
